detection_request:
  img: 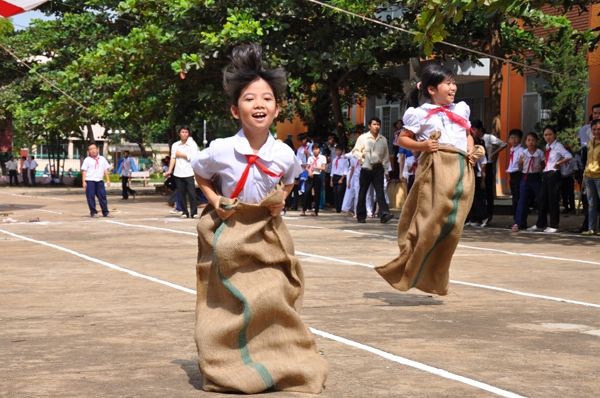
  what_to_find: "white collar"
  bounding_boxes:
[233,129,275,162]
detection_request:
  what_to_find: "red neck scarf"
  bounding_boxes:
[425,104,471,131]
[92,156,100,169]
[545,147,551,171]
[230,155,283,199]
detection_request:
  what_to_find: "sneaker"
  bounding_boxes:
[527,225,541,231]
[471,222,482,227]
[544,227,558,233]
[582,230,596,236]
[380,213,394,224]
[481,218,489,227]
[169,209,182,214]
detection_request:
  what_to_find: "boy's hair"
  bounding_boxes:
[87,142,98,148]
[334,144,344,151]
[297,132,308,141]
[408,64,456,108]
[592,103,600,112]
[223,43,287,106]
[179,125,192,134]
[508,129,523,139]
[368,117,381,126]
[471,119,484,131]
[526,132,538,141]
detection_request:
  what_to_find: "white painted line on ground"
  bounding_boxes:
[0,226,526,398]
[0,228,196,295]
[285,223,325,229]
[456,244,600,267]
[10,194,68,201]
[310,328,526,398]
[100,221,600,309]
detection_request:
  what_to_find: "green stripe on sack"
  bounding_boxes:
[411,155,465,288]
[213,220,275,389]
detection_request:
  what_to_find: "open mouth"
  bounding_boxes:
[252,112,267,121]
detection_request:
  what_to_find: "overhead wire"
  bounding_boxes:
[305,0,600,87]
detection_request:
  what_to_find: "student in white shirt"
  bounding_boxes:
[190,43,327,394]
[165,126,199,219]
[528,126,572,233]
[6,156,19,186]
[512,132,545,231]
[21,156,30,186]
[301,145,326,216]
[28,156,38,187]
[578,104,600,148]
[81,142,112,218]
[119,150,137,200]
[560,148,577,215]
[330,144,348,213]
[506,129,524,224]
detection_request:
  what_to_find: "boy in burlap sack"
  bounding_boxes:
[376,65,484,296]
[190,43,328,394]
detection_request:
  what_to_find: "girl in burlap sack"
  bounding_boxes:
[375,64,484,295]
[190,43,328,394]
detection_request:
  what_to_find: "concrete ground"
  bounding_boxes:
[1,186,599,398]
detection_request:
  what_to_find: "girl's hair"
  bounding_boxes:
[543,125,557,135]
[526,132,538,141]
[407,64,456,108]
[223,43,287,106]
[471,120,484,131]
[590,118,600,128]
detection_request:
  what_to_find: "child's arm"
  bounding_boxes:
[397,129,438,153]
[195,174,236,220]
[466,130,476,166]
[104,169,111,187]
[267,183,293,217]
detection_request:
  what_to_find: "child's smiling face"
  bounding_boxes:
[231,78,279,135]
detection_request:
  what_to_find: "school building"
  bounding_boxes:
[276,3,600,201]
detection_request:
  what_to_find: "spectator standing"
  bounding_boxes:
[560,146,577,214]
[81,143,112,218]
[300,145,326,216]
[28,156,38,187]
[330,144,348,213]
[165,126,199,219]
[472,120,507,223]
[528,126,572,233]
[582,119,600,235]
[351,117,394,224]
[323,133,337,207]
[578,104,600,148]
[21,156,29,186]
[506,129,525,225]
[391,120,403,180]
[6,156,19,186]
[119,150,137,200]
[512,133,544,231]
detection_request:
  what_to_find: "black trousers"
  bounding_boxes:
[536,170,562,229]
[468,176,489,223]
[357,166,390,221]
[22,169,29,186]
[332,174,346,213]
[9,170,18,186]
[303,174,322,214]
[121,176,136,199]
[286,182,299,211]
[561,175,575,211]
[324,172,334,206]
[509,171,522,219]
[175,176,197,217]
[485,162,495,218]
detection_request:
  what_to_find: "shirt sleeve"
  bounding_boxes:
[80,159,89,172]
[170,143,178,158]
[558,144,573,160]
[190,146,216,179]
[402,107,423,134]
[489,134,507,148]
[351,135,365,160]
[454,102,471,128]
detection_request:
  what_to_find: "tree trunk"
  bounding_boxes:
[85,122,96,144]
[489,18,503,139]
[329,86,347,149]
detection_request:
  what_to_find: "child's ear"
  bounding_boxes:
[275,104,280,118]
[427,85,436,97]
[230,105,240,120]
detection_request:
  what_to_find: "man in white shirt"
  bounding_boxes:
[81,142,112,218]
[21,156,30,186]
[28,156,38,187]
[165,126,199,219]
[578,104,600,148]
[351,117,394,224]
[6,156,19,186]
[119,150,137,200]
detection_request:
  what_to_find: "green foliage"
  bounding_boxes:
[534,26,589,148]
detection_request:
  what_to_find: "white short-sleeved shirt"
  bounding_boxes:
[191,130,301,204]
[121,157,133,177]
[483,134,507,161]
[331,154,349,176]
[521,149,544,175]
[307,154,327,175]
[544,140,572,172]
[81,156,110,181]
[560,157,577,177]
[6,160,18,170]
[296,142,313,166]
[29,159,38,169]
[578,124,592,148]
[403,101,471,152]
[506,146,525,173]
[171,139,199,178]
[350,157,361,182]
[476,155,488,178]
[22,160,30,169]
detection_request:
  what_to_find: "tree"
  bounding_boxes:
[534,25,589,147]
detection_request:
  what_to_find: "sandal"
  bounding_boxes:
[510,224,519,232]
[299,212,307,217]
[180,214,188,219]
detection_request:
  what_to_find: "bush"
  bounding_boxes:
[109,174,121,183]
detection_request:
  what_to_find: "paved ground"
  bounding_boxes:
[1,186,599,397]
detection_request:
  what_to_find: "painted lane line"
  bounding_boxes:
[310,328,526,398]
[457,244,600,267]
[0,227,526,398]
[285,223,325,229]
[0,228,196,295]
[103,221,600,309]
[450,280,600,309]
[11,194,68,201]
[106,220,197,236]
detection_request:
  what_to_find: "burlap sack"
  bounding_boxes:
[375,133,485,295]
[195,185,328,394]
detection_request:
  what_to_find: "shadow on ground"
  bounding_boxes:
[172,359,204,391]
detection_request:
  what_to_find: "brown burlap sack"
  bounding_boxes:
[195,185,328,394]
[375,133,485,295]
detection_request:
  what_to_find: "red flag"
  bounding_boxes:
[1,1,49,18]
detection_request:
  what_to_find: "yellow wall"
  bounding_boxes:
[276,117,307,142]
